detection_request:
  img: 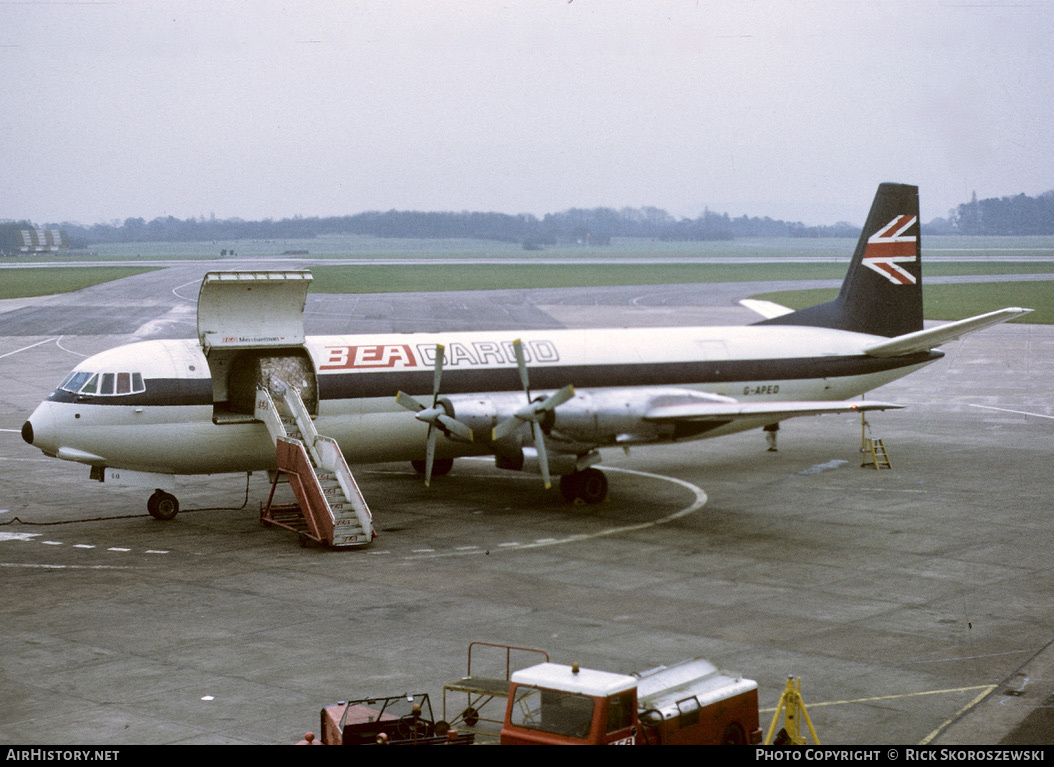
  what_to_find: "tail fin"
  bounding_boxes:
[757,183,922,337]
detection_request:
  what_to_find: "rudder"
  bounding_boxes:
[757,183,922,337]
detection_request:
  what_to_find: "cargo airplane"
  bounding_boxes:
[22,184,1030,519]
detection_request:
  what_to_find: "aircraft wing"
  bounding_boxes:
[643,399,902,425]
[864,307,1032,358]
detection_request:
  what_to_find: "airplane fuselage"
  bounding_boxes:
[25,324,940,477]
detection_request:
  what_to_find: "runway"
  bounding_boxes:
[1,264,1051,745]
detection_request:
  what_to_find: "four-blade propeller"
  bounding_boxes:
[395,344,473,486]
[491,339,574,489]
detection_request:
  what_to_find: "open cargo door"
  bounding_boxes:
[196,271,318,421]
[197,270,312,351]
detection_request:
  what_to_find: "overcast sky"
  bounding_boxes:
[2,0,1052,227]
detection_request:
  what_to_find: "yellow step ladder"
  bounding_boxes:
[863,437,892,469]
[860,413,892,469]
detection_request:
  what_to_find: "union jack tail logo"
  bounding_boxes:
[862,215,917,285]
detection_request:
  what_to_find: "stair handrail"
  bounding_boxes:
[315,434,374,535]
[254,386,288,446]
[273,377,322,465]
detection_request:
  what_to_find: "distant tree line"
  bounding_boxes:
[7,188,1052,249]
[951,190,1054,235]
[0,221,32,253]
[36,207,860,249]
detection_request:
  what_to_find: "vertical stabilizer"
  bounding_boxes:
[758,183,922,337]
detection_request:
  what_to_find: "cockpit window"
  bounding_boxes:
[59,371,146,396]
[59,371,93,393]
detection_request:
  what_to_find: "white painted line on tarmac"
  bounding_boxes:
[756,682,999,747]
[0,532,40,542]
[0,338,56,359]
[0,531,170,555]
[55,336,91,358]
[401,466,707,560]
[173,280,200,301]
[969,404,1054,420]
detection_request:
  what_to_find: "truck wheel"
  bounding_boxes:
[148,490,179,521]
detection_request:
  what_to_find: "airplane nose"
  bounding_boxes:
[23,402,58,454]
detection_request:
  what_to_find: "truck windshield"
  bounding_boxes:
[510,685,594,739]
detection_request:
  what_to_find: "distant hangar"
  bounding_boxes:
[0,225,69,254]
[17,228,68,252]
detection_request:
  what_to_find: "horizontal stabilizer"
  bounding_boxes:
[864,307,1032,358]
[644,400,902,424]
[739,299,795,319]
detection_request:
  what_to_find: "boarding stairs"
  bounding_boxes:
[254,380,375,548]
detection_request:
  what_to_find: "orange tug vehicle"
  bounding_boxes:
[503,658,761,745]
[300,652,762,746]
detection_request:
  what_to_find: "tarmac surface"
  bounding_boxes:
[0,261,1052,745]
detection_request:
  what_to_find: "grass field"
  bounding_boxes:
[0,266,161,300]
[12,233,1054,262]
[1,235,1051,321]
[753,282,1052,325]
[306,261,1054,293]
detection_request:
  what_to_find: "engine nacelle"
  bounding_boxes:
[441,393,522,439]
[549,388,737,444]
[446,387,737,448]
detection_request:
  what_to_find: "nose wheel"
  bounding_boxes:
[147,490,180,521]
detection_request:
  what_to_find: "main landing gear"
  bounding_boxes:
[408,459,609,504]
[559,468,608,505]
[147,490,179,521]
[410,458,454,477]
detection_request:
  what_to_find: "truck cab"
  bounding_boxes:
[501,663,638,745]
[500,658,762,746]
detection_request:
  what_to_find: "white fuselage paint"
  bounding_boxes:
[25,324,936,476]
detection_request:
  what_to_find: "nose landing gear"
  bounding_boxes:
[147,490,180,521]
